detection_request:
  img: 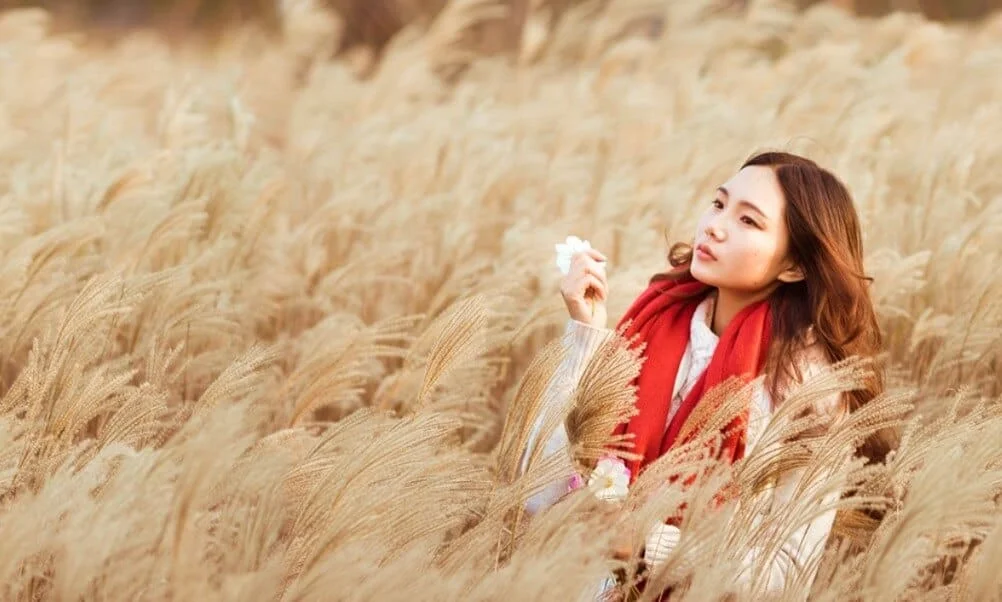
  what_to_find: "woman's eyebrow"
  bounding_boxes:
[717,186,768,220]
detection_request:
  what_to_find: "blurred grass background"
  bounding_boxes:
[0,1,997,51]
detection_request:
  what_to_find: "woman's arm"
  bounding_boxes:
[644,361,847,597]
[732,458,843,595]
[519,318,613,515]
[644,426,843,595]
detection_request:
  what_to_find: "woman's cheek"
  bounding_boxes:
[730,245,771,289]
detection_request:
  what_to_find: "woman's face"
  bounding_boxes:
[690,165,800,293]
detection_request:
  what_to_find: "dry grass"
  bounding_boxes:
[1,0,1001,600]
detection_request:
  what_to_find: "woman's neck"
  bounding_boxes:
[710,285,778,336]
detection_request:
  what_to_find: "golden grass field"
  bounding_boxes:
[1,0,1001,600]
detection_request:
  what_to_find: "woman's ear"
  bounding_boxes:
[777,263,805,283]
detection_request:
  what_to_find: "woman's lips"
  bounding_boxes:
[695,243,717,261]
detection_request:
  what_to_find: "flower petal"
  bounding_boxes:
[595,487,620,502]
[595,458,620,473]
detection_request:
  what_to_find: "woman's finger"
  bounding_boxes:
[585,247,608,263]
[580,263,607,285]
[579,274,607,302]
[572,253,607,279]
[572,250,607,271]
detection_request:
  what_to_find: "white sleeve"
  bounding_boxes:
[520,318,613,515]
[644,523,682,566]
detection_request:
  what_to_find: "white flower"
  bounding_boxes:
[587,455,631,503]
[555,235,593,275]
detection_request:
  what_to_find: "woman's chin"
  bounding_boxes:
[689,261,720,286]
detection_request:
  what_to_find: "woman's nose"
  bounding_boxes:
[704,219,725,241]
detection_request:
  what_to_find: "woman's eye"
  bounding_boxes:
[711,199,724,209]
[741,216,760,228]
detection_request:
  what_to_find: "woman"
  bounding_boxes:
[519,151,896,598]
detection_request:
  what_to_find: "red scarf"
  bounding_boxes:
[611,275,773,482]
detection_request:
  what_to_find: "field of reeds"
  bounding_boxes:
[1,0,1001,600]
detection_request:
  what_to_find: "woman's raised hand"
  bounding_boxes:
[559,248,609,329]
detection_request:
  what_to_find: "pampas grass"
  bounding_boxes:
[0,0,1001,599]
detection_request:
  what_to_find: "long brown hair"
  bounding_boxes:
[653,151,897,465]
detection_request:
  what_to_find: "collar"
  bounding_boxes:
[690,292,719,357]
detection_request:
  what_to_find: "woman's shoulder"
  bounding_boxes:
[796,327,830,373]
[786,327,846,419]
